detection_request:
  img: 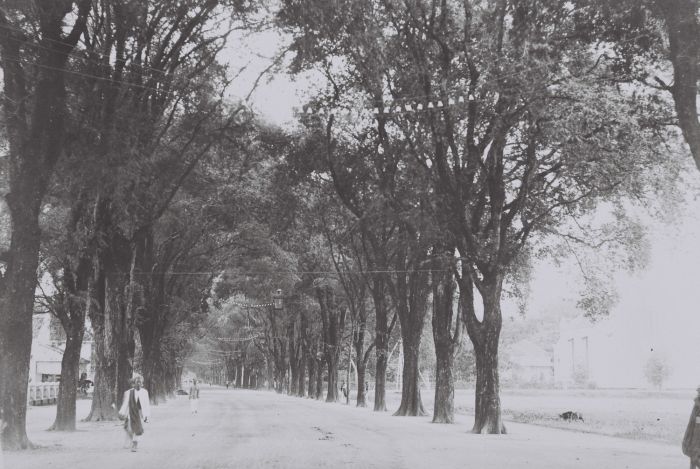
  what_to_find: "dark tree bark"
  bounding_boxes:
[236,363,243,388]
[316,283,346,402]
[655,0,700,169]
[51,330,84,431]
[431,253,461,424]
[47,194,93,431]
[394,340,426,416]
[353,317,374,408]
[86,199,132,421]
[307,351,317,398]
[0,0,91,449]
[390,231,430,417]
[307,338,324,399]
[315,351,324,400]
[297,312,308,397]
[461,274,506,434]
[288,319,302,396]
[370,279,390,411]
[49,256,90,431]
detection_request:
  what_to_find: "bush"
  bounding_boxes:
[644,354,671,389]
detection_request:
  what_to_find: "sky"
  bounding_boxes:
[221,28,309,127]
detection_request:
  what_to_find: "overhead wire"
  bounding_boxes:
[0,18,226,79]
[296,30,659,118]
[0,22,656,123]
[0,54,171,96]
[0,23,177,81]
[128,268,449,276]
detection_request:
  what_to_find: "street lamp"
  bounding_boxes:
[273,289,284,311]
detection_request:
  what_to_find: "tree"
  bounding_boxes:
[0,0,91,449]
[645,353,672,389]
[430,248,462,423]
[573,0,700,168]
[314,277,346,402]
[38,202,91,431]
[53,0,252,420]
[278,0,671,433]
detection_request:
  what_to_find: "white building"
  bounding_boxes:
[29,313,92,385]
[503,340,554,386]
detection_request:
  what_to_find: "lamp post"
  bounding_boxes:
[273,289,284,311]
[272,289,286,392]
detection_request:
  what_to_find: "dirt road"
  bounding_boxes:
[2,388,687,468]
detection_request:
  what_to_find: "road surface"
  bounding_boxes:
[2,388,687,468]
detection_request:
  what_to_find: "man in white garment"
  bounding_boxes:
[189,379,200,414]
[118,374,150,452]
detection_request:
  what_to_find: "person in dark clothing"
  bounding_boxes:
[683,387,700,468]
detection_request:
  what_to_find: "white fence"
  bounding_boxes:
[28,382,59,405]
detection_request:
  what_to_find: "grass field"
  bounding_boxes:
[374,387,695,445]
[458,388,693,444]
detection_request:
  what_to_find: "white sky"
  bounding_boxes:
[221,29,310,127]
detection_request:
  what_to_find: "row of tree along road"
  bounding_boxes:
[0,0,699,451]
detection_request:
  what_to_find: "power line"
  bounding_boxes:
[0,54,169,95]
[294,30,658,119]
[129,268,448,276]
[0,23,175,78]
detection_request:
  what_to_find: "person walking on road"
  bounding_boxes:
[118,374,150,452]
[683,387,700,468]
[189,379,200,414]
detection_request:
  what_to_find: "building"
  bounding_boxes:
[502,340,554,386]
[29,313,92,385]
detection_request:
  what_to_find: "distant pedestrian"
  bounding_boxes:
[189,379,200,414]
[341,380,348,399]
[118,374,150,452]
[683,387,700,468]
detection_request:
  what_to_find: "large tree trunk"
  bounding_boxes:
[307,353,317,397]
[392,251,429,417]
[50,325,85,431]
[316,284,345,403]
[297,313,308,397]
[431,256,460,424]
[325,355,340,402]
[86,219,131,421]
[433,348,455,423]
[472,328,503,433]
[297,353,307,397]
[236,363,243,388]
[315,357,324,400]
[289,362,299,395]
[288,321,300,396]
[462,274,506,434]
[353,318,371,407]
[0,209,41,449]
[141,342,160,402]
[372,284,389,411]
[394,339,426,416]
[87,323,118,421]
[356,359,367,407]
[0,1,90,449]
